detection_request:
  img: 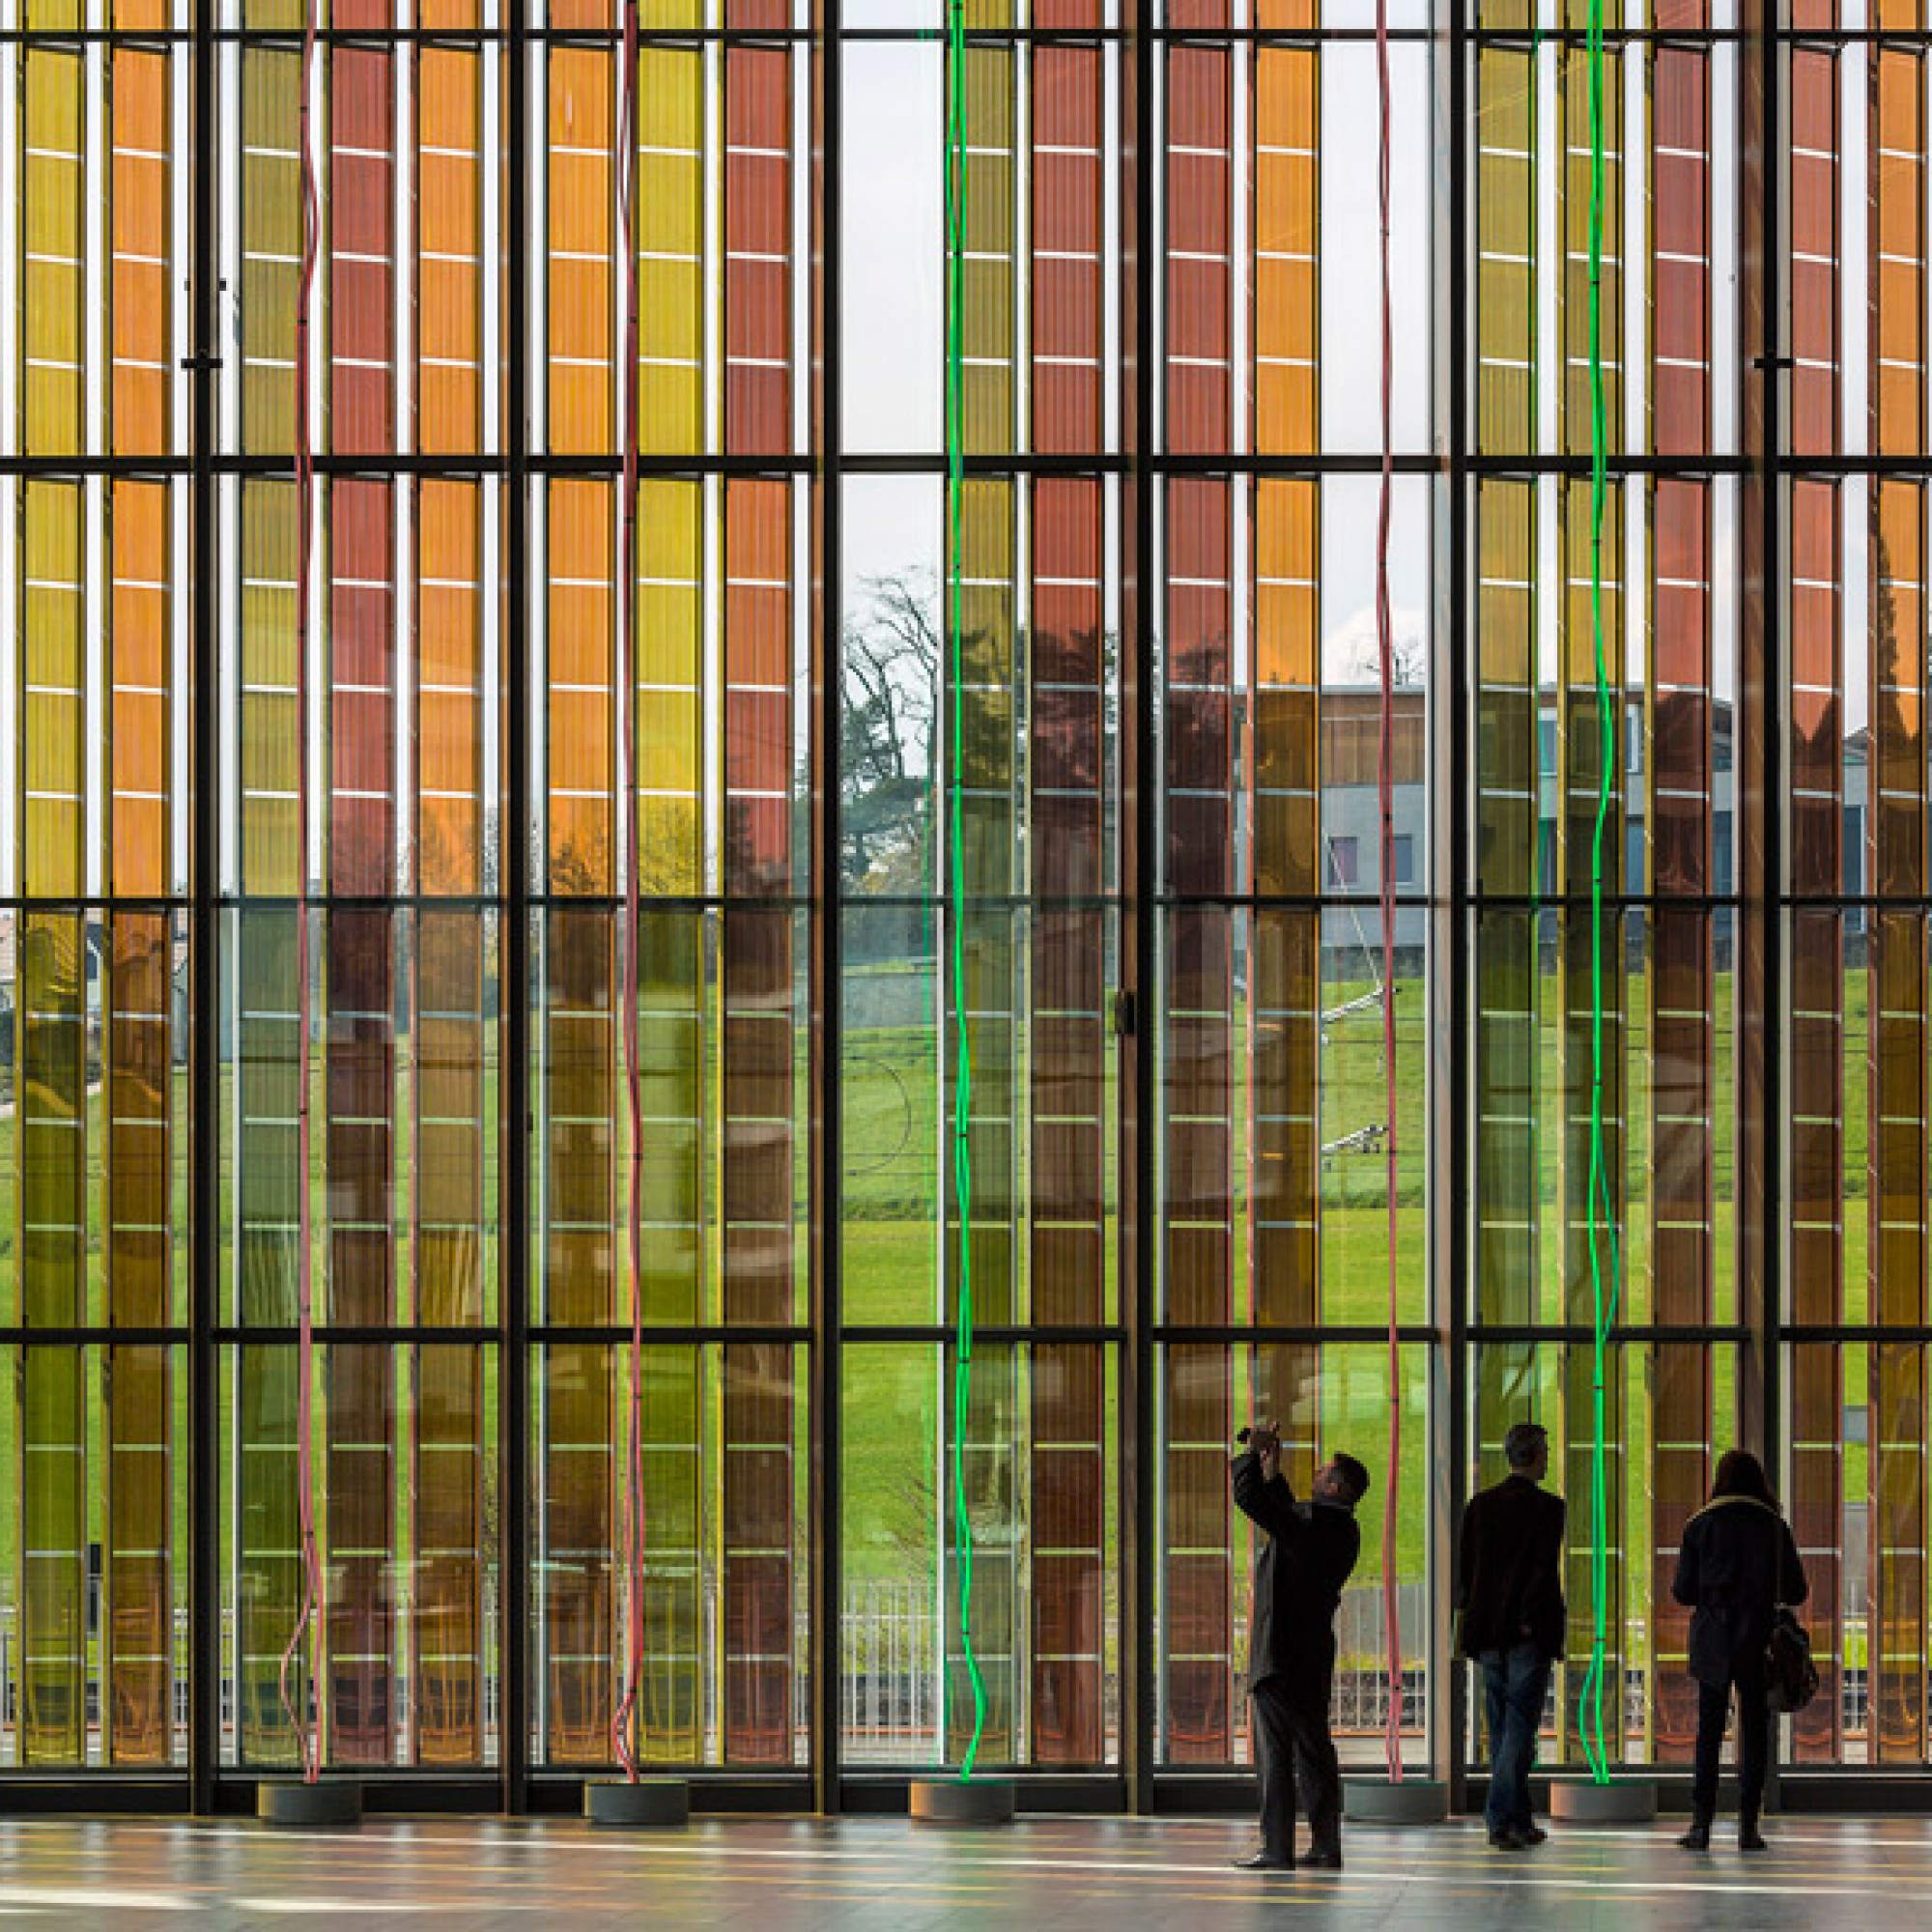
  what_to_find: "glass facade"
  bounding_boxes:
[0,0,1920,1798]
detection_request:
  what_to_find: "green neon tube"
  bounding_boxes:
[1578,0,1623,1788]
[943,0,989,1783]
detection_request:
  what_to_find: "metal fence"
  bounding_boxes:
[0,1592,1888,1770]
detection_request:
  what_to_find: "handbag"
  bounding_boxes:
[1763,1606,1820,1715]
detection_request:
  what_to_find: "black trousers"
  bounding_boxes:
[1691,1659,1771,1824]
[1251,1655,1342,1860]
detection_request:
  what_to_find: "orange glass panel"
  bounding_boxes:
[418,482,485,895]
[419,45,484,452]
[549,47,613,453]
[724,42,791,451]
[112,46,169,454]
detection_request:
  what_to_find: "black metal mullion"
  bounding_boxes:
[1435,0,1471,1798]
[499,0,532,1818]
[1122,0,1158,1819]
[1756,0,1788,1807]
[186,0,222,1820]
[810,0,844,1820]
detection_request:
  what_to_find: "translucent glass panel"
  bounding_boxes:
[12,0,1932,1798]
[1465,0,1747,1779]
[1471,910,1736,1332]
[223,1342,496,1769]
[529,1344,807,1769]
[0,4,190,1772]
[220,909,499,1765]
[840,1343,1118,1769]
[1470,1344,1741,1766]
[1157,1344,1431,1767]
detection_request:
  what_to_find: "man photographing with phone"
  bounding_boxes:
[1229,1419,1370,1873]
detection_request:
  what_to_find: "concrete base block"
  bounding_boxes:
[1342,1776,1450,1825]
[583,1778,692,1828]
[909,1777,1016,1825]
[1548,1776,1660,1824]
[257,1780,363,1828]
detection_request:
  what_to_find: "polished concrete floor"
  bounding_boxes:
[0,1813,1923,1927]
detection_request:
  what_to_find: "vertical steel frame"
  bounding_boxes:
[501,0,533,1818]
[1434,0,1471,1804]
[188,0,221,1820]
[1122,0,1158,1818]
[811,0,844,1819]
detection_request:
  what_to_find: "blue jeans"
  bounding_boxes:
[1480,1642,1550,1836]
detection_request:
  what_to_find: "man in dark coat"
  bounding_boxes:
[1456,1420,1565,1850]
[1229,1420,1367,1873]
[1671,1450,1807,1850]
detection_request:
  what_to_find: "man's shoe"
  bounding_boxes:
[1301,1846,1343,1871]
[1516,1826,1548,1847]
[1489,1829,1529,1851]
[1232,1851,1294,1872]
[1739,1825,1768,1852]
[1677,1822,1712,1852]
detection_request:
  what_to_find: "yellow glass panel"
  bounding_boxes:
[242,51,301,454]
[962,46,1014,453]
[242,482,302,895]
[636,481,701,895]
[23,49,83,456]
[22,484,84,899]
[1558,48,1622,455]
[638,44,703,453]
[1476,47,1535,453]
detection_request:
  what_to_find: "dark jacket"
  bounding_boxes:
[1231,1451,1361,1687]
[1456,1473,1567,1661]
[1672,1494,1807,1688]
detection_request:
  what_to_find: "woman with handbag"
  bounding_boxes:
[1671,1449,1808,1851]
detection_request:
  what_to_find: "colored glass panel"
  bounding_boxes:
[1158,29,1235,1764]
[2,0,1923,1795]
[1027,28,1107,1770]
[540,911,616,1762]
[637,44,703,454]
[549,44,613,453]
[22,35,82,458]
[242,46,300,453]
[1788,132,1844,1752]
[234,910,304,1764]
[1866,3,1925,1758]
[723,471,798,1759]
[418,43,485,454]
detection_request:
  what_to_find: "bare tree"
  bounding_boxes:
[1352,620,1425,688]
[842,570,941,892]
